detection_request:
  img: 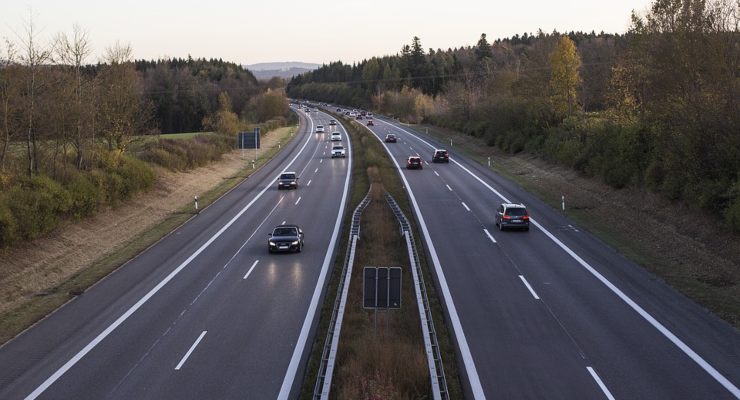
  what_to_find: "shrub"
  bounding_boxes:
[67,173,102,218]
[0,200,18,247]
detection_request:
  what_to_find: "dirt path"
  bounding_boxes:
[0,129,291,316]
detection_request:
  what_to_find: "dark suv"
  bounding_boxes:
[495,203,530,231]
[432,149,449,163]
[268,225,304,253]
[277,172,298,190]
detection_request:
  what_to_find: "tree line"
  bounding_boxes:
[0,19,293,247]
[287,0,740,231]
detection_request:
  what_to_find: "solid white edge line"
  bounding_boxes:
[446,184,452,191]
[518,275,540,300]
[462,202,471,212]
[483,228,497,244]
[380,118,740,399]
[243,260,259,280]
[434,171,440,176]
[369,122,486,399]
[295,197,302,206]
[174,331,207,371]
[587,366,616,400]
[277,114,353,400]
[24,110,317,400]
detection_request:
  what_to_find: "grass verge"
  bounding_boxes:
[299,115,463,399]
[0,125,299,345]
[399,122,740,329]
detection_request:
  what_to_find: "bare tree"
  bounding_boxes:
[18,11,51,175]
[0,39,19,171]
[55,25,92,169]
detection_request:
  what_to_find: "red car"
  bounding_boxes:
[407,156,423,169]
[385,134,397,143]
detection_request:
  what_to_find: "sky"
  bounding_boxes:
[2,0,653,66]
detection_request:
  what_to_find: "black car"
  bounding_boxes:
[432,149,449,163]
[495,203,530,231]
[277,171,298,190]
[268,225,304,253]
[385,134,397,143]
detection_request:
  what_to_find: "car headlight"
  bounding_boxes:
[291,240,299,245]
[269,241,276,246]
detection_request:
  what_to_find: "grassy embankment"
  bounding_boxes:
[400,122,740,328]
[300,116,463,399]
[0,126,298,344]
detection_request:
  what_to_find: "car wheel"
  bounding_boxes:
[297,244,302,253]
[499,223,504,231]
[524,227,530,232]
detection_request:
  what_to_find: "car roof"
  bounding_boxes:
[408,155,421,159]
[275,224,300,229]
[281,171,296,175]
[434,148,448,152]
[501,203,526,208]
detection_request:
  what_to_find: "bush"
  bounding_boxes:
[67,173,102,218]
[0,201,18,246]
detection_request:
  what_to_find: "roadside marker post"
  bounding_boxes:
[562,195,565,211]
[194,196,199,213]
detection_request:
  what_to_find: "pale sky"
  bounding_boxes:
[2,0,652,66]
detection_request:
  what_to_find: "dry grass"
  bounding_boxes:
[334,183,430,400]
[0,126,298,344]
[404,122,740,328]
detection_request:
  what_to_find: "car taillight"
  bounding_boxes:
[503,215,511,220]
[522,215,529,220]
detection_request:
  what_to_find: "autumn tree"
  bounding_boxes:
[549,35,582,117]
[96,42,152,157]
[0,40,20,171]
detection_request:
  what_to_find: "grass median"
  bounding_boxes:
[300,115,462,399]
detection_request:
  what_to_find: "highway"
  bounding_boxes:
[0,108,351,399]
[357,114,740,399]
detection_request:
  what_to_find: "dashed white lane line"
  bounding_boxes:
[175,331,207,370]
[461,202,471,212]
[314,167,319,173]
[518,275,540,300]
[243,260,259,280]
[446,184,452,191]
[320,159,323,163]
[281,220,286,225]
[295,197,302,206]
[434,171,440,177]
[307,179,312,187]
[483,228,497,244]
[587,367,616,400]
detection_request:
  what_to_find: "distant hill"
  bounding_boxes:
[245,62,321,80]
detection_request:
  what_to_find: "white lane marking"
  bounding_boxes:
[380,118,740,399]
[409,146,414,150]
[24,116,317,400]
[243,260,259,280]
[175,331,207,370]
[461,202,471,212]
[307,180,312,187]
[320,159,323,163]
[434,171,440,177]
[446,184,452,191]
[278,118,353,399]
[295,196,302,206]
[587,367,616,400]
[367,125,486,399]
[518,275,540,300]
[323,152,326,156]
[281,220,286,225]
[483,228,497,244]
[314,167,319,173]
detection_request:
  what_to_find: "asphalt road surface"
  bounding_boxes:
[0,107,351,400]
[357,114,740,400]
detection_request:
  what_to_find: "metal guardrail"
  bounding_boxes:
[313,190,372,400]
[385,192,449,400]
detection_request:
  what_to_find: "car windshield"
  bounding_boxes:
[506,208,527,216]
[273,227,298,236]
[409,158,420,163]
[333,146,344,149]
[280,173,295,180]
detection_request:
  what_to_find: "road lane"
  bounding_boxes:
[357,115,740,399]
[0,108,352,400]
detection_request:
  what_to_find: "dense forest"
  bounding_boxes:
[0,23,291,246]
[288,0,740,231]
